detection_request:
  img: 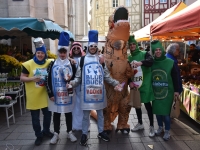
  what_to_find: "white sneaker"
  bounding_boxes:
[155,126,163,135]
[149,126,155,137]
[67,131,77,142]
[50,132,59,144]
[163,130,170,141]
[131,123,144,132]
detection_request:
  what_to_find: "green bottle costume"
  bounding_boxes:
[151,41,174,115]
[128,36,154,103]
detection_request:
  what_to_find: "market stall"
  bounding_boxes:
[150,0,200,124]
[133,2,186,41]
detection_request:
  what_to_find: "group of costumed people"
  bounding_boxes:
[20,6,180,147]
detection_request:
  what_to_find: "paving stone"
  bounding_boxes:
[117,137,130,143]
[184,141,200,150]
[108,143,132,150]
[77,144,89,150]
[0,133,9,140]
[13,125,33,133]
[172,128,193,135]
[129,137,141,143]
[0,144,21,150]
[16,120,32,125]
[6,132,21,140]
[87,143,107,150]
[129,131,144,138]
[0,125,18,133]
[18,140,35,145]
[0,139,20,146]
[130,143,146,150]
[20,145,35,150]
[17,133,36,140]
[161,141,191,150]
[173,135,194,141]
[140,136,159,142]
[191,135,200,140]
[143,142,165,150]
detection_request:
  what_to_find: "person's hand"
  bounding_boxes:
[174,92,179,98]
[129,82,134,88]
[114,84,122,92]
[66,82,72,88]
[133,61,142,68]
[99,55,105,64]
[50,97,55,101]
[70,59,76,65]
[32,76,41,82]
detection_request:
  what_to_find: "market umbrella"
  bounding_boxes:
[0,18,64,40]
[133,2,187,41]
[150,1,200,40]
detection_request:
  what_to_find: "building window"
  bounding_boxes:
[113,0,118,7]
[126,0,131,7]
[96,1,99,9]
[145,0,149,4]
[160,0,167,3]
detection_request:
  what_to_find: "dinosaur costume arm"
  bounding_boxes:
[104,65,119,86]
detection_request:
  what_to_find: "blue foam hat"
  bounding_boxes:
[88,30,98,46]
[58,31,70,48]
[36,45,46,54]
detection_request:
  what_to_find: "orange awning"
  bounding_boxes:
[133,2,187,41]
[151,1,200,41]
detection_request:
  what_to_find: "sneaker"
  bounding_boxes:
[50,132,59,144]
[35,137,43,146]
[131,123,144,132]
[155,126,163,135]
[149,126,155,137]
[163,130,170,141]
[67,131,77,142]
[97,131,110,142]
[80,134,87,146]
[43,131,54,138]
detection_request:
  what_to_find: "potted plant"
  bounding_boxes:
[4,96,12,104]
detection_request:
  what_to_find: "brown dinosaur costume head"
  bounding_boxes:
[104,6,130,60]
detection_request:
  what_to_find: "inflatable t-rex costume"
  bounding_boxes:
[103,6,133,133]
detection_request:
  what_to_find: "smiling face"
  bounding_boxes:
[88,44,98,54]
[154,48,162,58]
[72,46,81,55]
[129,43,136,52]
[58,48,67,60]
[35,51,46,61]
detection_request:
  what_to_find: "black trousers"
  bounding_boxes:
[135,102,154,126]
[53,112,72,134]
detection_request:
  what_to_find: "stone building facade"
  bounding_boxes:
[0,0,88,53]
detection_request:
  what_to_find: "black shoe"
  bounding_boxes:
[43,131,54,138]
[80,134,87,146]
[35,137,43,146]
[98,131,110,142]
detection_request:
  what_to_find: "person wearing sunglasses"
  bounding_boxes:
[46,32,77,144]
[67,30,122,146]
[69,42,86,131]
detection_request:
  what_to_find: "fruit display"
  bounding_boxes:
[180,63,200,94]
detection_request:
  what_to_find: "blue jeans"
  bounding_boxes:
[30,107,52,137]
[82,109,104,135]
[156,115,170,130]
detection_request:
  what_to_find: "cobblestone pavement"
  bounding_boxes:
[0,104,200,150]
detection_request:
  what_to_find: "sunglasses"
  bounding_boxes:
[90,45,98,48]
[73,47,80,50]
